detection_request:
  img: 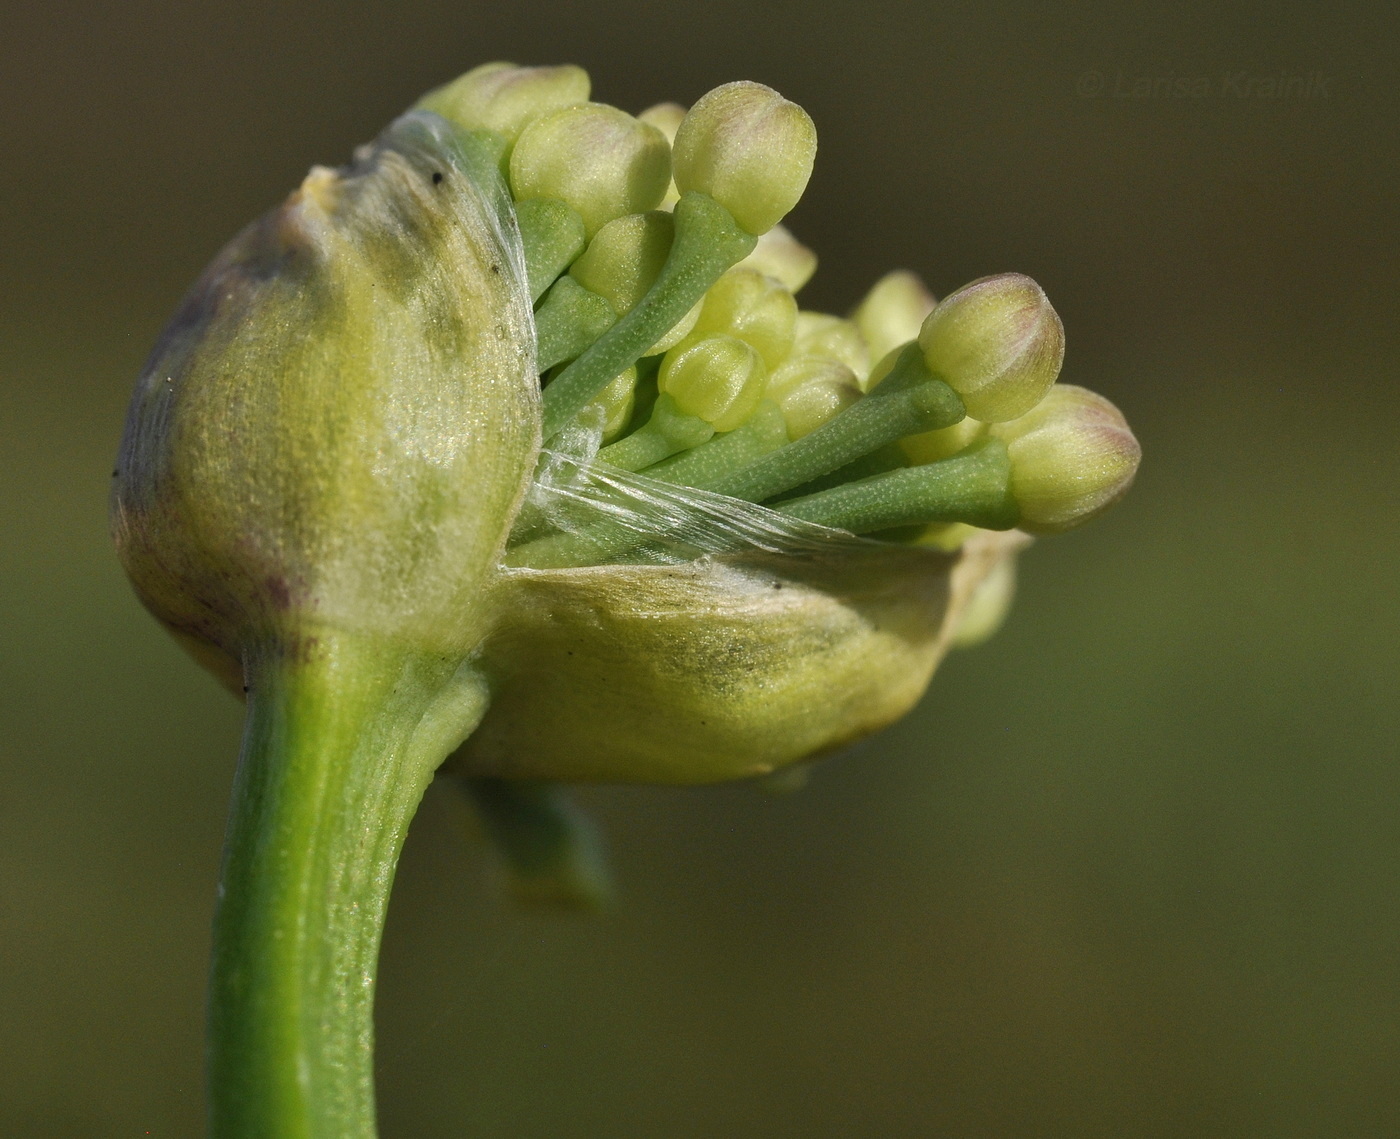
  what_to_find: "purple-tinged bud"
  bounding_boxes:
[671,81,816,235]
[918,273,1064,422]
[989,385,1141,533]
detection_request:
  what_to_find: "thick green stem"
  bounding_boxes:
[516,198,587,302]
[208,631,488,1139]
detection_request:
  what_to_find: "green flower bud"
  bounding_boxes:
[736,223,818,293]
[988,384,1141,532]
[638,101,687,142]
[638,102,687,208]
[510,103,672,237]
[692,267,798,368]
[570,211,670,312]
[792,311,871,381]
[766,356,861,439]
[918,272,1065,422]
[900,416,986,465]
[116,65,1140,1139]
[658,332,768,431]
[671,81,817,235]
[418,62,590,142]
[112,113,538,664]
[567,211,699,353]
[853,270,936,365]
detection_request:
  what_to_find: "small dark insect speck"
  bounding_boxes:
[111,469,120,477]
[431,171,443,185]
[490,263,501,275]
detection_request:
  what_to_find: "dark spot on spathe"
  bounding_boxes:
[265,575,292,610]
[490,263,501,275]
[431,171,444,185]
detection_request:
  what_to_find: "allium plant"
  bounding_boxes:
[111,61,1140,1138]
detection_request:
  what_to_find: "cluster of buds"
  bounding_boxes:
[111,61,1141,1138]
[417,64,1139,574]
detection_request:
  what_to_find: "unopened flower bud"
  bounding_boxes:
[792,311,870,380]
[766,356,861,439]
[900,416,986,465]
[570,211,670,314]
[692,268,798,368]
[736,223,818,293]
[639,102,687,208]
[659,332,767,431]
[989,384,1141,532]
[918,272,1064,422]
[672,81,816,235]
[638,101,687,141]
[418,62,590,142]
[569,212,699,351]
[854,270,936,365]
[511,104,671,236]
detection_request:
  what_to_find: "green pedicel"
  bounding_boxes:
[776,439,1019,533]
[539,191,756,440]
[533,276,617,372]
[515,198,587,301]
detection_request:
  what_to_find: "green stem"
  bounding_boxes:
[534,276,617,373]
[596,393,713,471]
[208,631,489,1139]
[706,344,964,503]
[775,438,1020,533]
[539,191,756,441]
[641,400,789,486]
[516,198,587,302]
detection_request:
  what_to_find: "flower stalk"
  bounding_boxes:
[209,635,490,1138]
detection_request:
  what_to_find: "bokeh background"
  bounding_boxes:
[3,2,1397,1135]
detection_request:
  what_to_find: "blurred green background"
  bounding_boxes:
[2,1,1397,1135]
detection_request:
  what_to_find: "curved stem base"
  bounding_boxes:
[208,632,487,1139]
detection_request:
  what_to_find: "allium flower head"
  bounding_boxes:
[114,57,1141,810]
[110,62,1141,1138]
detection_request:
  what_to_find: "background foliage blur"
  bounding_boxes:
[2,2,1397,1135]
